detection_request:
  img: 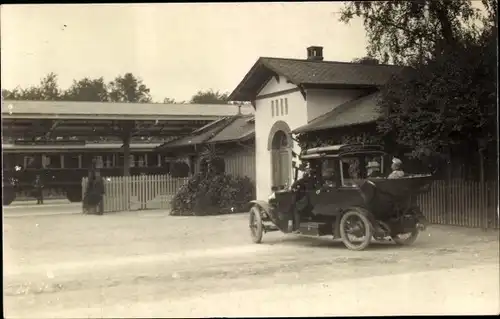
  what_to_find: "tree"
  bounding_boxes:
[375,20,497,179]
[62,77,109,102]
[38,72,61,100]
[351,56,380,64]
[163,97,180,104]
[340,0,484,65]
[108,73,152,103]
[190,89,229,104]
[2,88,23,100]
[2,73,62,100]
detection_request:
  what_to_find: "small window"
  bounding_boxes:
[105,156,112,168]
[276,99,280,115]
[280,98,284,115]
[321,159,337,187]
[285,98,288,115]
[271,100,275,117]
[339,157,362,187]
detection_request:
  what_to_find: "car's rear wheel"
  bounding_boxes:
[340,209,373,251]
[392,228,419,246]
[249,206,264,244]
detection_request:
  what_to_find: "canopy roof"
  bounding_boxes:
[1,100,253,139]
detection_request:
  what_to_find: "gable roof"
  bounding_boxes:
[293,92,382,134]
[156,114,255,150]
[229,57,405,101]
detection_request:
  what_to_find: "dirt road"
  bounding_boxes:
[3,208,499,317]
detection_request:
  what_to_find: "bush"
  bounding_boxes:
[170,156,255,216]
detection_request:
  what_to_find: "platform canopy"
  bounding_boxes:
[1,100,253,139]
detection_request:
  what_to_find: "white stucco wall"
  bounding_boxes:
[257,76,297,97]
[254,76,307,200]
[305,89,365,122]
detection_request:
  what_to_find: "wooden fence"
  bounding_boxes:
[417,179,499,229]
[82,175,189,213]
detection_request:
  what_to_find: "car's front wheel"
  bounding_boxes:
[249,206,264,244]
[339,209,374,251]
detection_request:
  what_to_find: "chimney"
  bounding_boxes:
[307,46,324,61]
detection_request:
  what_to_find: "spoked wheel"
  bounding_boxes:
[249,206,264,244]
[392,228,419,246]
[339,210,374,251]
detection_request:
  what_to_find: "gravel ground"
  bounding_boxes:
[3,205,499,317]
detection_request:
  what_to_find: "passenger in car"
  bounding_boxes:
[388,158,405,179]
[366,160,382,178]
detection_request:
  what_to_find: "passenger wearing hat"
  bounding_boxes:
[366,160,382,178]
[388,157,405,179]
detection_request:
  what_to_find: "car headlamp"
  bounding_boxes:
[268,192,276,201]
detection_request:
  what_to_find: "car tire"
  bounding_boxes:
[339,209,374,251]
[249,206,264,244]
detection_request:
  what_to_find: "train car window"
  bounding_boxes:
[46,155,62,168]
[105,155,112,168]
[137,156,145,167]
[66,155,79,169]
[150,154,160,167]
[95,156,104,168]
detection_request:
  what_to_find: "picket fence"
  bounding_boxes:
[82,175,189,213]
[417,179,499,229]
[82,174,499,230]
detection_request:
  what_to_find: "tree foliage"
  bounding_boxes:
[108,73,152,103]
[334,0,498,167]
[3,73,61,101]
[163,97,178,104]
[340,0,484,65]
[62,77,109,101]
[190,89,229,104]
[375,4,497,158]
[351,56,380,65]
[2,72,153,103]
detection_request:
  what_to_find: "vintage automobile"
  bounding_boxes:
[248,144,433,251]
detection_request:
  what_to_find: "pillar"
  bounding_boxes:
[122,134,131,176]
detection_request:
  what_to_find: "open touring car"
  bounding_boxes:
[248,144,432,251]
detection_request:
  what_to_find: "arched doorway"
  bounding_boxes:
[270,129,292,189]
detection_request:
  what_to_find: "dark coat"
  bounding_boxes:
[83,177,105,208]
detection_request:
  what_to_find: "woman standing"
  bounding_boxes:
[83,169,105,215]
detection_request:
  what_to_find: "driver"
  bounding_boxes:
[291,164,319,232]
[388,158,405,179]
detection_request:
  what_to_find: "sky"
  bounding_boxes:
[1,3,368,102]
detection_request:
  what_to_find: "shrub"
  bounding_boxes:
[170,156,255,216]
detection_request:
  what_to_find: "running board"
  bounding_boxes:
[298,222,332,236]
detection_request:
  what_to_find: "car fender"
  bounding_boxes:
[340,206,378,229]
[248,200,272,215]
